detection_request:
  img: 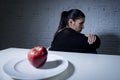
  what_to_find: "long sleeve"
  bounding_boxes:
[49,28,101,53]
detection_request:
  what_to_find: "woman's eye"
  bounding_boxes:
[80,23,83,25]
[80,22,84,25]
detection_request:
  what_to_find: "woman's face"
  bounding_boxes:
[68,18,85,32]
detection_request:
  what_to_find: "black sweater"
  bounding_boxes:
[49,28,101,53]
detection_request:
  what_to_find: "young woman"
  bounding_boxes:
[49,9,101,53]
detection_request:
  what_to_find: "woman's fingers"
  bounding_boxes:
[85,34,96,44]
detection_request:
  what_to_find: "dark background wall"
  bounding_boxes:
[0,0,120,55]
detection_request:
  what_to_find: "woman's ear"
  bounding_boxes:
[68,19,74,28]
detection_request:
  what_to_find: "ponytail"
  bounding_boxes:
[57,11,68,32]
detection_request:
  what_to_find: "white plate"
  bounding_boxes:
[3,54,68,80]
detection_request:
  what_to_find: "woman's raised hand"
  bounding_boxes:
[85,34,96,44]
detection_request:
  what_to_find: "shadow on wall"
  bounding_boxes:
[98,33,120,55]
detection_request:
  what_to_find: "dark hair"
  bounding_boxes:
[56,9,85,33]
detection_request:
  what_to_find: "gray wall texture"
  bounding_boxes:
[0,0,120,55]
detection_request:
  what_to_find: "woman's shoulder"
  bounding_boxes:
[56,28,85,38]
[57,28,80,34]
[57,27,71,33]
[55,28,72,35]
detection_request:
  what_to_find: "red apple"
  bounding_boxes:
[28,46,48,68]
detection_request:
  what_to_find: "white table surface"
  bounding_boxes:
[0,48,120,80]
